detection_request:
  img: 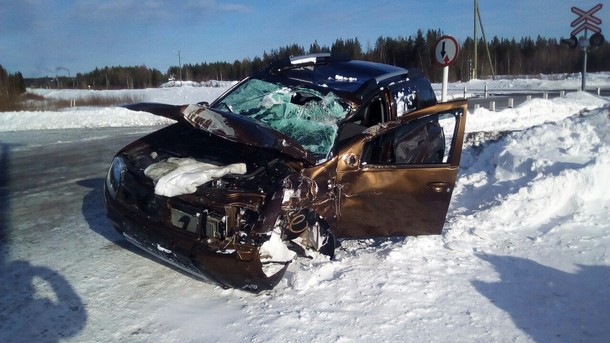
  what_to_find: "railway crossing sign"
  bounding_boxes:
[434,35,459,67]
[567,3,604,91]
[571,4,603,36]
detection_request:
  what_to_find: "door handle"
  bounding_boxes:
[427,182,451,193]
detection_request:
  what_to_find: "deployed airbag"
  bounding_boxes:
[144,157,247,197]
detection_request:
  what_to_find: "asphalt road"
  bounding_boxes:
[0,127,157,247]
[0,126,175,342]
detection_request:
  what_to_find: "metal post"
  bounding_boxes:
[441,66,449,102]
[473,0,478,79]
[581,29,589,92]
[178,51,183,83]
[582,47,587,91]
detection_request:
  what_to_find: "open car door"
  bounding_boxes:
[334,100,468,238]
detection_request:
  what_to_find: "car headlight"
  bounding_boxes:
[106,156,126,198]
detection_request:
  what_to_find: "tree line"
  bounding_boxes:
[22,29,610,90]
[0,65,26,111]
[26,65,165,90]
[167,30,608,84]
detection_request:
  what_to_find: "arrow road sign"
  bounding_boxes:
[571,4,603,36]
[435,36,459,67]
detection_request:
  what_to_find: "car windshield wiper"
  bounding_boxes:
[214,102,234,113]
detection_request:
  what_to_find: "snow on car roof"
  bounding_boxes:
[269,55,413,95]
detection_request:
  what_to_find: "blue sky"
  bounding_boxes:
[1,0,608,77]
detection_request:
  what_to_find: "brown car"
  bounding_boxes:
[104,53,467,292]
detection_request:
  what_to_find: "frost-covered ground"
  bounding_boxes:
[0,75,609,342]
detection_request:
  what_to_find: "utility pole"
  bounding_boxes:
[472,0,495,80]
[473,0,478,79]
[477,3,495,79]
[178,51,183,82]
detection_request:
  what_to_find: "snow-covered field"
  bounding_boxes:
[0,75,609,342]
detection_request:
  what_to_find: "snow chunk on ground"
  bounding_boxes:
[259,228,296,277]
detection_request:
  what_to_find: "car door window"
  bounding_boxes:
[334,101,467,238]
[390,78,438,117]
[362,111,458,166]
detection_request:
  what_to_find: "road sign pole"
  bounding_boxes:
[435,35,459,102]
[582,46,587,91]
[580,30,590,91]
[442,66,449,102]
[569,4,603,91]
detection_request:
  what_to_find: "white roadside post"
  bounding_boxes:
[434,36,459,102]
[442,66,449,102]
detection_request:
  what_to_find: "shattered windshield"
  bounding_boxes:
[212,78,350,158]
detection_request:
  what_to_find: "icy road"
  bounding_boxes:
[1,78,609,342]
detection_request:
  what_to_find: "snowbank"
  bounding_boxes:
[438,71,610,93]
[466,91,609,133]
[27,82,230,105]
[0,107,174,131]
[1,75,609,342]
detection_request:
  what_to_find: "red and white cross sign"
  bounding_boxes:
[571,4,603,36]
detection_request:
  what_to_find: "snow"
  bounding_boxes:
[442,71,610,92]
[1,77,609,342]
[466,91,609,133]
[259,228,297,277]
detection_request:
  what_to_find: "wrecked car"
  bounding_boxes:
[103,53,467,292]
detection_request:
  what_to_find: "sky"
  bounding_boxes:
[1,0,608,78]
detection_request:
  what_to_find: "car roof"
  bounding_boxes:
[262,53,425,101]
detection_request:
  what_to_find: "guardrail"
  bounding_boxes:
[463,86,608,112]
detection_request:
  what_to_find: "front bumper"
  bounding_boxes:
[104,188,288,292]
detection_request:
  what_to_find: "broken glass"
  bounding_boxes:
[212,78,350,158]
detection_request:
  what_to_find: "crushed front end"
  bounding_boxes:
[103,123,307,292]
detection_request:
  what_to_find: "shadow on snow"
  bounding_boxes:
[473,254,610,342]
[0,142,87,342]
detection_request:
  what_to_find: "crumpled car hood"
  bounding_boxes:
[124,102,316,165]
